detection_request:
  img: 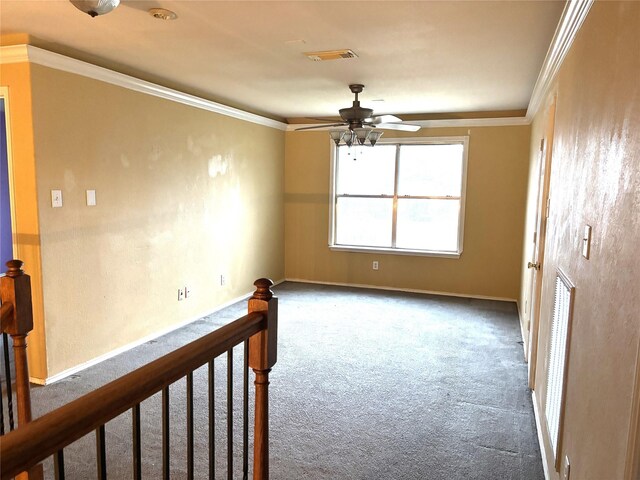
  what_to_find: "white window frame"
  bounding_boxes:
[328,136,469,258]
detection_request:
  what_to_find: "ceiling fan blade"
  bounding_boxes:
[295,123,347,131]
[308,117,342,123]
[367,115,403,125]
[376,123,421,132]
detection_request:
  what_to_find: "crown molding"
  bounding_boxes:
[0,45,287,131]
[527,0,594,120]
[0,44,30,63]
[287,116,530,132]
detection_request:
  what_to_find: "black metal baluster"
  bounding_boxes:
[243,340,249,480]
[2,332,14,431]
[132,403,142,480]
[227,349,233,480]
[96,424,107,480]
[54,449,65,480]
[209,359,215,480]
[162,386,170,480]
[0,338,5,435]
[187,371,194,480]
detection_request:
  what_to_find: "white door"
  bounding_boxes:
[527,97,556,390]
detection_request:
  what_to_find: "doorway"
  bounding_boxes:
[0,95,13,267]
[526,97,556,390]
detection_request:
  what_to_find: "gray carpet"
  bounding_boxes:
[28,282,543,479]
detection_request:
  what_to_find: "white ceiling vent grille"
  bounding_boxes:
[304,49,358,62]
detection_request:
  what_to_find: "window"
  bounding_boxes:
[329,137,468,257]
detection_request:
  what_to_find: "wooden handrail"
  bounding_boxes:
[0,310,266,479]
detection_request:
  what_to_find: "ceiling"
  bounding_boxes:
[0,1,565,122]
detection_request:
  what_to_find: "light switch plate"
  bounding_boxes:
[86,189,97,206]
[582,225,592,259]
[51,190,63,208]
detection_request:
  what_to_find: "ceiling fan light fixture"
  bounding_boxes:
[353,128,370,145]
[343,131,355,147]
[329,130,344,146]
[368,131,383,146]
[70,0,120,17]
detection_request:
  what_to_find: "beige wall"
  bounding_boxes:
[0,62,48,379]
[285,126,531,300]
[520,1,640,478]
[21,64,284,379]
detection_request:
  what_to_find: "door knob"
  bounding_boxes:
[528,262,541,270]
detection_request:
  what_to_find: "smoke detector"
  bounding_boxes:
[304,49,358,62]
[148,8,178,20]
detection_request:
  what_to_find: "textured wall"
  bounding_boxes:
[284,125,531,300]
[521,2,640,477]
[27,65,284,379]
[0,62,48,379]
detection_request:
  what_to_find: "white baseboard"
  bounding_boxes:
[532,390,550,480]
[284,278,517,303]
[31,278,285,385]
[517,301,529,361]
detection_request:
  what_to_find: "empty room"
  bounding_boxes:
[0,1,638,479]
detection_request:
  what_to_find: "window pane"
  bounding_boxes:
[396,199,460,252]
[397,144,463,197]
[336,145,396,195]
[335,197,393,247]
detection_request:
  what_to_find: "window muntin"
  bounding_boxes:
[330,137,468,257]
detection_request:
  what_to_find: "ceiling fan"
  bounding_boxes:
[296,84,421,146]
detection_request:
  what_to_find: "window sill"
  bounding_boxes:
[328,244,462,259]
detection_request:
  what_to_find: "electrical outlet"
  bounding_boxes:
[372,261,379,270]
[178,288,185,301]
[220,274,226,286]
[184,286,191,298]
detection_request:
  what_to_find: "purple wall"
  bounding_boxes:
[0,99,13,267]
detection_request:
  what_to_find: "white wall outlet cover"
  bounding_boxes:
[86,189,97,206]
[51,190,63,208]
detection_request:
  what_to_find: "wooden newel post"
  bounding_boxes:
[0,260,34,428]
[248,278,277,480]
[1,260,42,480]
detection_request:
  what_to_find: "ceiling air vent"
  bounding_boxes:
[304,49,358,62]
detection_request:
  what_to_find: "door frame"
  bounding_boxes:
[625,335,640,480]
[0,86,17,261]
[527,96,556,390]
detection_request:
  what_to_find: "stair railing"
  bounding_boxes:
[0,276,278,480]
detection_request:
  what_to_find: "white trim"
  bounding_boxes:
[284,278,517,303]
[527,0,594,120]
[532,390,551,480]
[0,45,287,131]
[30,278,285,385]
[288,116,529,132]
[328,136,469,257]
[0,45,29,64]
[625,335,640,480]
[517,301,529,361]
[328,245,461,258]
[0,87,18,259]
